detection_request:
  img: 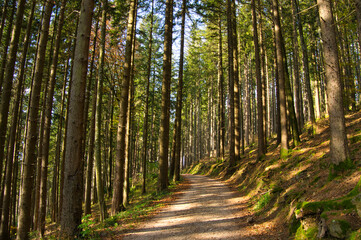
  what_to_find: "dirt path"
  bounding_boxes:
[122,174,248,240]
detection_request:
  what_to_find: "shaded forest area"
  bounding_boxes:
[0,0,360,239]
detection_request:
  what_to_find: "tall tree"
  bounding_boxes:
[252,0,265,158]
[0,0,31,238]
[317,0,350,169]
[60,0,94,237]
[173,0,186,182]
[94,0,108,221]
[38,0,67,236]
[0,0,26,200]
[16,1,54,239]
[158,0,174,191]
[112,0,137,214]
[272,0,288,158]
[142,0,154,193]
[218,16,225,159]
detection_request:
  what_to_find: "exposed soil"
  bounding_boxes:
[121,174,253,240]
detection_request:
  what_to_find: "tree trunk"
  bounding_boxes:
[0,0,23,204]
[173,0,186,182]
[272,0,289,158]
[38,0,66,235]
[94,0,108,221]
[0,1,32,237]
[218,16,225,158]
[158,0,173,191]
[356,0,361,53]
[252,0,265,158]
[60,0,94,237]
[142,0,154,194]
[295,0,316,132]
[16,1,54,239]
[112,0,137,214]
[317,0,349,168]
[227,0,236,167]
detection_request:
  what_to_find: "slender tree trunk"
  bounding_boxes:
[94,0,108,221]
[158,0,173,191]
[84,20,99,216]
[218,16,225,158]
[112,0,137,214]
[356,0,361,53]
[142,0,154,194]
[60,0,94,237]
[317,0,349,168]
[0,0,24,203]
[0,1,33,236]
[16,2,53,239]
[272,0,288,158]
[0,0,15,91]
[38,1,66,235]
[0,0,9,45]
[295,0,316,132]
[227,0,235,167]
[173,0,186,182]
[252,0,265,158]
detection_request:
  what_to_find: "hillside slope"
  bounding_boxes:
[186,111,361,239]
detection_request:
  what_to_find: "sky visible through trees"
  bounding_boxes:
[0,0,359,238]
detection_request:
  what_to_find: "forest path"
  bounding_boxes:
[122,174,252,240]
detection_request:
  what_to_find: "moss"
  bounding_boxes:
[254,192,271,211]
[349,228,361,240]
[329,158,355,180]
[295,224,318,240]
[338,219,351,236]
[311,176,321,185]
[289,216,301,234]
[296,198,355,218]
[280,148,289,159]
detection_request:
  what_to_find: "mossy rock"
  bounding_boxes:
[328,219,351,239]
[295,198,355,219]
[295,217,318,240]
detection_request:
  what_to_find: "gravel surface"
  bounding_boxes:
[122,174,246,240]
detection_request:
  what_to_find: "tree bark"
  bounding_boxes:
[0,1,33,237]
[252,0,265,158]
[94,0,108,221]
[317,0,349,167]
[158,0,173,191]
[272,0,289,158]
[173,0,186,182]
[16,1,54,239]
[60,0,94,237]
[142,0,154,194]
[112,0,137,214]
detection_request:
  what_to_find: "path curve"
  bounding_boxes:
[122,174,245,240]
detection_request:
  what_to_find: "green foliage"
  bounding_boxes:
[254,192,271,211]
[295,224,318,240]
[349,228,361,240]
[79,214,98,239]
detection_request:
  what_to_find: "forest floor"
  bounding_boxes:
[43,111,361,239]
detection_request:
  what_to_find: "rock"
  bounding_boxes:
[317,218,327,238]
[328,219,351,239]
[247,217,254,224]
[352,193,361,218]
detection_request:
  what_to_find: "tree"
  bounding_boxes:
[272,0,288,158]
[317,0,350,170]
[173,0,186,182]
[158,0,174,191]
[94,0,108,221]
[60,0,94,237]
[142,0,154,193]
[252,0,265,158]
[16,1,54,239]
[112,0,137,214]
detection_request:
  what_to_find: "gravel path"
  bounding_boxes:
[122,174,246,240]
